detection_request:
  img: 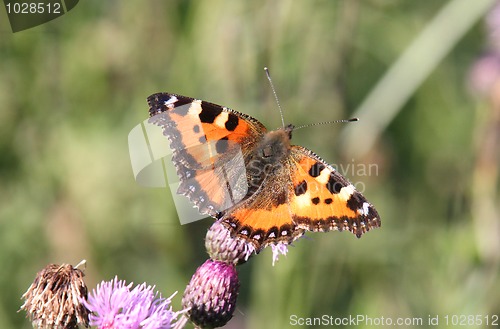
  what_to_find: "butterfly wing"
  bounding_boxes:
[220,165,305,250]
[221,144,380,251]
[289,146,381,237]
[148,93,266,216]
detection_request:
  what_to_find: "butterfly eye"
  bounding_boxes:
[262,145,273,158]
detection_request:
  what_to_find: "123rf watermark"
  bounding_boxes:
[290,314,499,327]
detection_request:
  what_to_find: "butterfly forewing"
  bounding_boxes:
[148,93,265,216]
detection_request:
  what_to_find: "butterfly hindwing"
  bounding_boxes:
[220,160,304,248]
[220,144,380,250]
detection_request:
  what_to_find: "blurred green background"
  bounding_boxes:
[1,1,500,328]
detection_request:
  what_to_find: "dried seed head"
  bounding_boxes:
[20,262,90,329]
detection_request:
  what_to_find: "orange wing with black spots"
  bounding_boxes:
[219,139,380,251]
[148,93,266,216]
[289,146,380,237]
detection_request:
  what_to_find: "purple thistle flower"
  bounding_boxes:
[270,242,289,266]
[206,220,299,266]
[182,259,239,328]
[83,276,180,329]
[205,220,256,265]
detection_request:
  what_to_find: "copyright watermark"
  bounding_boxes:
[3,0,80,33]
[290,314,424,327]
[289,314,499,327]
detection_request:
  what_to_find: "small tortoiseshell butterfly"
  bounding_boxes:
[148,91,380,251]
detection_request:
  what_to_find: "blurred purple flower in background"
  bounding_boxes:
[469,1,500,97]
[486,0,500,52]
[469,53,500,96]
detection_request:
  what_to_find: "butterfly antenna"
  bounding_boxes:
[293,118,359,131]
[264,67,286,128]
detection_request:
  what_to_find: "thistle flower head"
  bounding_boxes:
[205,220,256,265]
[83,276,180,329]
[182,259,239,328]
[20,262,90,329]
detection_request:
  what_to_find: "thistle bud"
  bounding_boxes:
[182,259,239,328]
[205,220,256,265]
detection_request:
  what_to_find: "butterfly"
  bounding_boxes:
[147,92,380,251]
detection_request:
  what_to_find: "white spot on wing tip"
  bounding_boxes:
[165,95,178,105]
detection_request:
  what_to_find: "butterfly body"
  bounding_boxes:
[148,93,380,251]
[245,126,293,194]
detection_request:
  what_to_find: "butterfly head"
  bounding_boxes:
[283,124,294,140]
[259,126,293,160]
